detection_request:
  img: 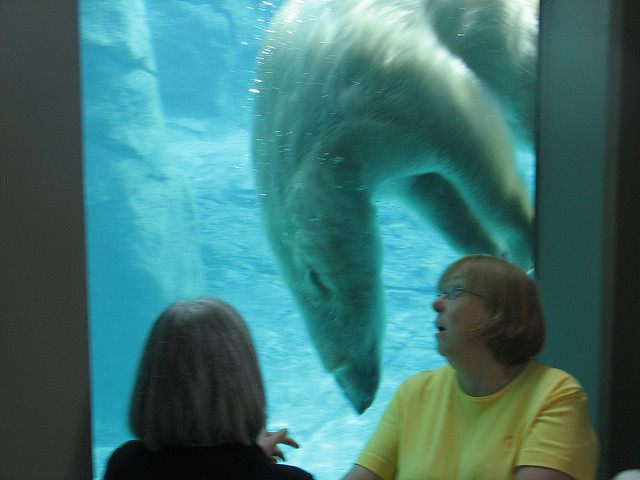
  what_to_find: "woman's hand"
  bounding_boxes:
[257,428,300,462]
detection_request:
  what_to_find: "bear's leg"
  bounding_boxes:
[397,173,506,258]
[410,77,534,268]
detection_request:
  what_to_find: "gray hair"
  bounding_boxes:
[129,297,266,450]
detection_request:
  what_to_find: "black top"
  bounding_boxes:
[103,440,314,480]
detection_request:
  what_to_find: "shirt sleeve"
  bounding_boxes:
[517,378,599,480]
[355,385,403,480]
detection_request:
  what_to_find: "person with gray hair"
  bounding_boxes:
[103,297,313,480]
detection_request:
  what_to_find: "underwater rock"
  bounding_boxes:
[82,0,205,325]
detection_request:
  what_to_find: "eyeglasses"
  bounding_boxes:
[438,285,487,301]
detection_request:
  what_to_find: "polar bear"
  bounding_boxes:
[252,0,538,413]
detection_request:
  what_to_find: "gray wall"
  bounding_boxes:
[1,0,637,478]
[536,0,610,434]
[596,0,640,474]
[0,1,92,479]
[536,1,640,476]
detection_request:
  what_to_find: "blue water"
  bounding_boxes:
[81,2,535,479]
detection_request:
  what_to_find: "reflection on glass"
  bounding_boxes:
[81,1,537,478]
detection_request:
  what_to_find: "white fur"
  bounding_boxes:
[252,0,538,412]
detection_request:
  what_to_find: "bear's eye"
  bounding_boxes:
[309,269,330,296]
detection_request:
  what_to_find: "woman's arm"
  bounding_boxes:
[515,466,575,480]
[342,465,387,480]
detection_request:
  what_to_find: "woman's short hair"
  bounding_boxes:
[129,297,266,451]
[437,255,545,365]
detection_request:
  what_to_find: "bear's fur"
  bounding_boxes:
[252,0,538,412]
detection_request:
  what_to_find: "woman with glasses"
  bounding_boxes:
[343,255,598,480]
[103,297,313,480]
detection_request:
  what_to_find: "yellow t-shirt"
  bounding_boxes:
[356,361,598,480]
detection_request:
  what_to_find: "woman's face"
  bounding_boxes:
[432,275,489,363]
